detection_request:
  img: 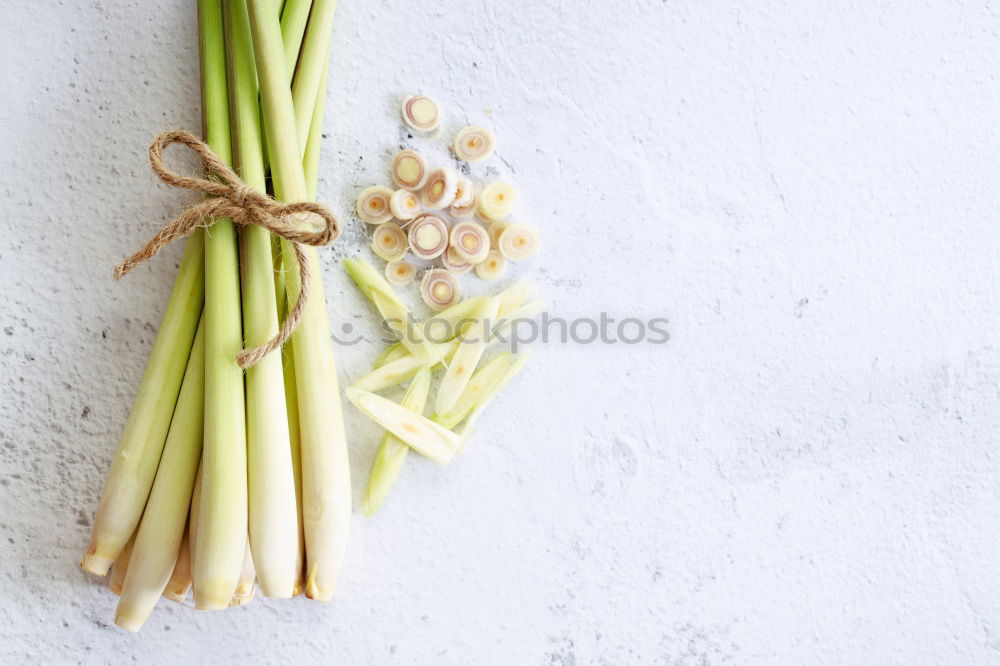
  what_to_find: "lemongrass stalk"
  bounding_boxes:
[246,0,349,601]
[188,462,202,580]
[345,388,460,464]
[272,253,305,595]
[303,56,329,200]
[81,237,204,576]
[363,368,431,516]
[226,0,298,599]
[343,259,441,363]
[163,527,193,602]
[115,319,206,632]
[108,533,136,596]
[280,0,312,79]
[291,0,337,152]
[436,297,500,414]
[352,355,429,393]
[456,350,533,443]
[433,353,514,429]
[194,0,248,611]
[231,541,256,606]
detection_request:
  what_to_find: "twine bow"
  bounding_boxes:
[115,130,340,368]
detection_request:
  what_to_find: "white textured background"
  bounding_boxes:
[2,0,999,663]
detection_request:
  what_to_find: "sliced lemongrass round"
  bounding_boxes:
[356,185,394,224]
[385,260,417,286]
[475,250,506,281]
[421,167,458,209]
[452,126,496,163]
[407,214,449,260]
[420,269,461,311]
[389,188,421,220]
[449,194,476,219]
[498,224,540,261]
[487,220,509,249]
[371,222,408,262]
[401,95,441,133]
[452,176,474,207]
[449,221,490,264]
[476,180,517,221]
[391,149,428,191]
[440,245,474,274]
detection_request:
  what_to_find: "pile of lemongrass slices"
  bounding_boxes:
[356,95,540,313]
[344,259,542,515]
[82,0,352,632]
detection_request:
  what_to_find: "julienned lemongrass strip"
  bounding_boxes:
[246,0,350,602]
[362,354,513,515]
[456,350,534,442]
[435,297,500,414]
[226,0,298,599]
[81,235,205,576]
[163,528,193,602]
[362,368,431,516]
[366,298,545,392]
[372,281,536,370]
[352,355,429,393]
[115,319,205,632]
[345,388,460,465]
[433,352,513,429]
[194,0,247,611]
[291,0,338,154]
[343,259,442,363]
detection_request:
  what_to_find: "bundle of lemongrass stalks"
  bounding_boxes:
[82,0,349,632]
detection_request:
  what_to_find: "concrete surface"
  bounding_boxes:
[2,0,999,663]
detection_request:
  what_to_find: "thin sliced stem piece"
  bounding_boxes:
[195,0,247,611]
[345,388,460,464]
[344,258,442,363]
[435,296,500,414]
[385,260,417,286]
[420,269,462,312]
[475,250,506,280]
[115,319,205,631]
[363,368,431,516]
[433,352,513,429]
[248,0,350,602]
[457,350,533,442]
[228,0,298,599]
[352,354,429,392]
[391,149,428,191]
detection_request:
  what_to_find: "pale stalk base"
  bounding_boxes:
[80,553,114,577]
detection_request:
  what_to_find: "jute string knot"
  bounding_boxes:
[114,130,341,368]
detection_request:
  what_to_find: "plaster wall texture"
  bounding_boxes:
[1,1,999,664]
